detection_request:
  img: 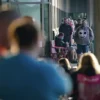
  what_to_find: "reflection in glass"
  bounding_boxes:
[44,4,49,37]
[18,4,40,22]
[17,0,40,2]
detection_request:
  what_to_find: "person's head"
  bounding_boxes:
[58,32,64,40]
[58,58,71,73]
[77,18,82,24]
[8,16,44,56]
[64,18,68,24]
[82,19,88,27]
[77,53,100,75]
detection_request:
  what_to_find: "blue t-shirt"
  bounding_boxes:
[0,53,72,100]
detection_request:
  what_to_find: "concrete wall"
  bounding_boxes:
[70,0,88,13]
[52,0,70,29]
[94,0,100,62]
[88,0,94,27]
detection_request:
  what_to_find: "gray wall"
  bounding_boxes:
[70,0,88,13]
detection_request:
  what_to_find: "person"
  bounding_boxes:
[55,32,67,58]
[58,58,73,100]
[75,18,82,30]
[59,18,73,45]
[74,20,78,26]
[66,41,77,63]
[58,58,72,74]
[0,16,72,100]
[74,19,94,60]
[55,32,66,48]
[55,33,77,63]
[71,53,100,100]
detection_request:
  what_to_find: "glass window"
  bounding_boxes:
[10,0,49,2]
[44,0,49,2]
[44,4,49,37]
[17,0,41,2]
[2,0,9,3]
[18,4,41,23]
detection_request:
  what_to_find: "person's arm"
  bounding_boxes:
[61,41,66,47]
[52,64,73,95]
[69,25,73,36]
[59,24,63,33]
[89,27,94,41]
[40,62,73,96]
[69,26,73,45]
[74,29,78,43]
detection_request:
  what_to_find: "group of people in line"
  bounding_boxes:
[0,16,98,100]
[0,16,72,100]
[58,53,100,100]
[55,17,94,63]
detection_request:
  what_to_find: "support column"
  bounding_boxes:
[94,0,100,62]
[88,0,94,27]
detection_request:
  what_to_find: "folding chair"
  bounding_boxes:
[51,40,67,61]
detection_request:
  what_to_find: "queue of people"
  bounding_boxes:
[0,15,98,100]
[0,16,73,100]
[58,53,100,100]
[55,17,94,62]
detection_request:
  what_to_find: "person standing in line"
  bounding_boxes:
[59,18,73,46]
[75,18,83,30]
[74,20,94,60]
[0,16,72,100]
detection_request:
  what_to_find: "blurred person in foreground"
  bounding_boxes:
[71,53,100,100]
[0,16,72,100]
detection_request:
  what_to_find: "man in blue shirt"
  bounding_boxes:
[0,16,72,100]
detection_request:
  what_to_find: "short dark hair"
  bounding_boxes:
[15,23,38,48]
[8,16,40,49]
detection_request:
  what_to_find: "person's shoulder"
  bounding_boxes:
[60,23,64,27]
[38,60,57,71]
[0,56,15,69]
[38,60,64,75]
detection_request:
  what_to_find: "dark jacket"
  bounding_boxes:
[59,23,72,43]
[55,37,66,47]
